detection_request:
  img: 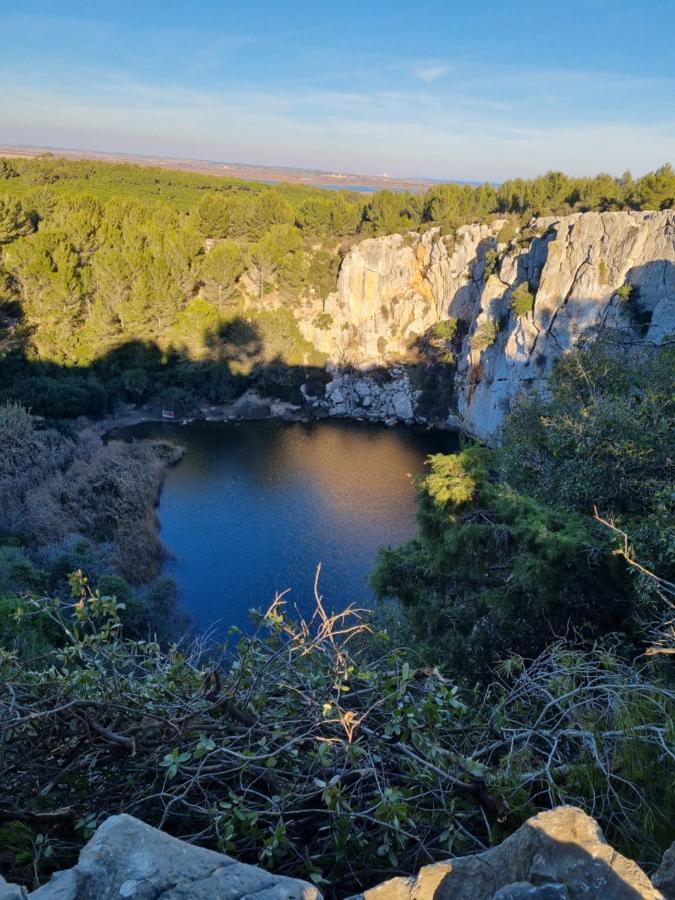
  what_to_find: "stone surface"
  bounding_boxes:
[28,814,319,900]
[323,367,419,424]
[347,806,664,900]
[653,841,675,899]
[295,211,675,437]
[2,807,669,900]
[0,875,28,899]
[492,884,569,899]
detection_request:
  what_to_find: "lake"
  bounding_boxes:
[118,420,458,636]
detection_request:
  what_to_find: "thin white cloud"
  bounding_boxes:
[413,64,450,84]
[1,67,674,182]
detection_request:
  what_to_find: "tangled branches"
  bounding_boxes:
[0,572,501,894]
[477,643,675,861]
[1,573,673,894]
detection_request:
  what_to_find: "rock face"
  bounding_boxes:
[321,366,418,424]
[26,814,319,900]
[347,807,665,900]
[3,807,669,900]
[298,211,675,437]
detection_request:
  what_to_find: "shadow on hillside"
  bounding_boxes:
[0,308,460,422]
[1,258,672,423]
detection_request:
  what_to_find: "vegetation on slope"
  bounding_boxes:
[1,572,672,896]
[0,157,673,417]
[372,341,674,676]
[0,158,674,894]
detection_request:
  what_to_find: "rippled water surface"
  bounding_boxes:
[119,420,459,635]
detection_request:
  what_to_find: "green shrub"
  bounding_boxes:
[4,579,672,892]
[470,319,498,352]
[616,282,635,303]
[483,249,499,281]
[510,282,535,318]
[496,223,517,244]
[371,446,636,679]
[432,318,458,341]
[313,311,334,331]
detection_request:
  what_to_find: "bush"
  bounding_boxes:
[432,318,458,341]
[483,248,499,281]
[2,375,109,418]
[470,319,498,352]
[371,446,636,679]
[496,223,516,244]
[501,342,674,579]
[509,282,535,318]
[2,577,672,893]
[313,311,334,331]
[616,282,636,303]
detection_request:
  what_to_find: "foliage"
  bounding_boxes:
[469,319,498,352]
[372,446,636,678]
[374,341,674,684]
[495,223,517,244]
[501,342,674,576]
[482,248,499,281]
[510,282,535,318]
[313,312,334,331]
[616,282,635,303]
[1,575,672,895]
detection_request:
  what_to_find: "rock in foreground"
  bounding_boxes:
[26,814,319,899]
[347,807,665,900]
[2,807,670,899]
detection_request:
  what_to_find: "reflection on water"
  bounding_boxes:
[119,420,459,635]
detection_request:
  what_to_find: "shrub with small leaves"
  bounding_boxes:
[470,319,498,352]
[483,249,499,281]
[510,282,535,318]
[616,282,635,303]
[496,223,516,244]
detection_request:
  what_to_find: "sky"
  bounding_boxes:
[0,0,674,182]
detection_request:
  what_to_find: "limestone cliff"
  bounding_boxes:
[297,211,675,439]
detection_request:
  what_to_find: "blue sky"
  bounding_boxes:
[1,0,674,181]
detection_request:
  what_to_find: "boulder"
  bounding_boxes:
[29,814,319,900]
[654,841,675,899]
[347,807,663,900]
[492,884,568,899]
[0,876,28,899]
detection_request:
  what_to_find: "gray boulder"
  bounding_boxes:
[0,875,28,899]
[29,814,319,900]
[492,884,568,899]
[654,841,675,899]
[347,806,663,900]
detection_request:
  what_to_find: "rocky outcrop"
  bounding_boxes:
[347,807,665,900]
[24,814,319,899]
[654,841,675,899]
[317,366,419,425]
[456,211,675,438]
[3,808,670,900]
[298,211,675,438]
[299,223,499,366]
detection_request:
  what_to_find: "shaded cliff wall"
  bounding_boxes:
[296,211,675,439]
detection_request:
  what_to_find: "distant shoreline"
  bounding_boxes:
[0,142,481,193]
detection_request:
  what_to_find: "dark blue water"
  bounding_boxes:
[119,420,458,635]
